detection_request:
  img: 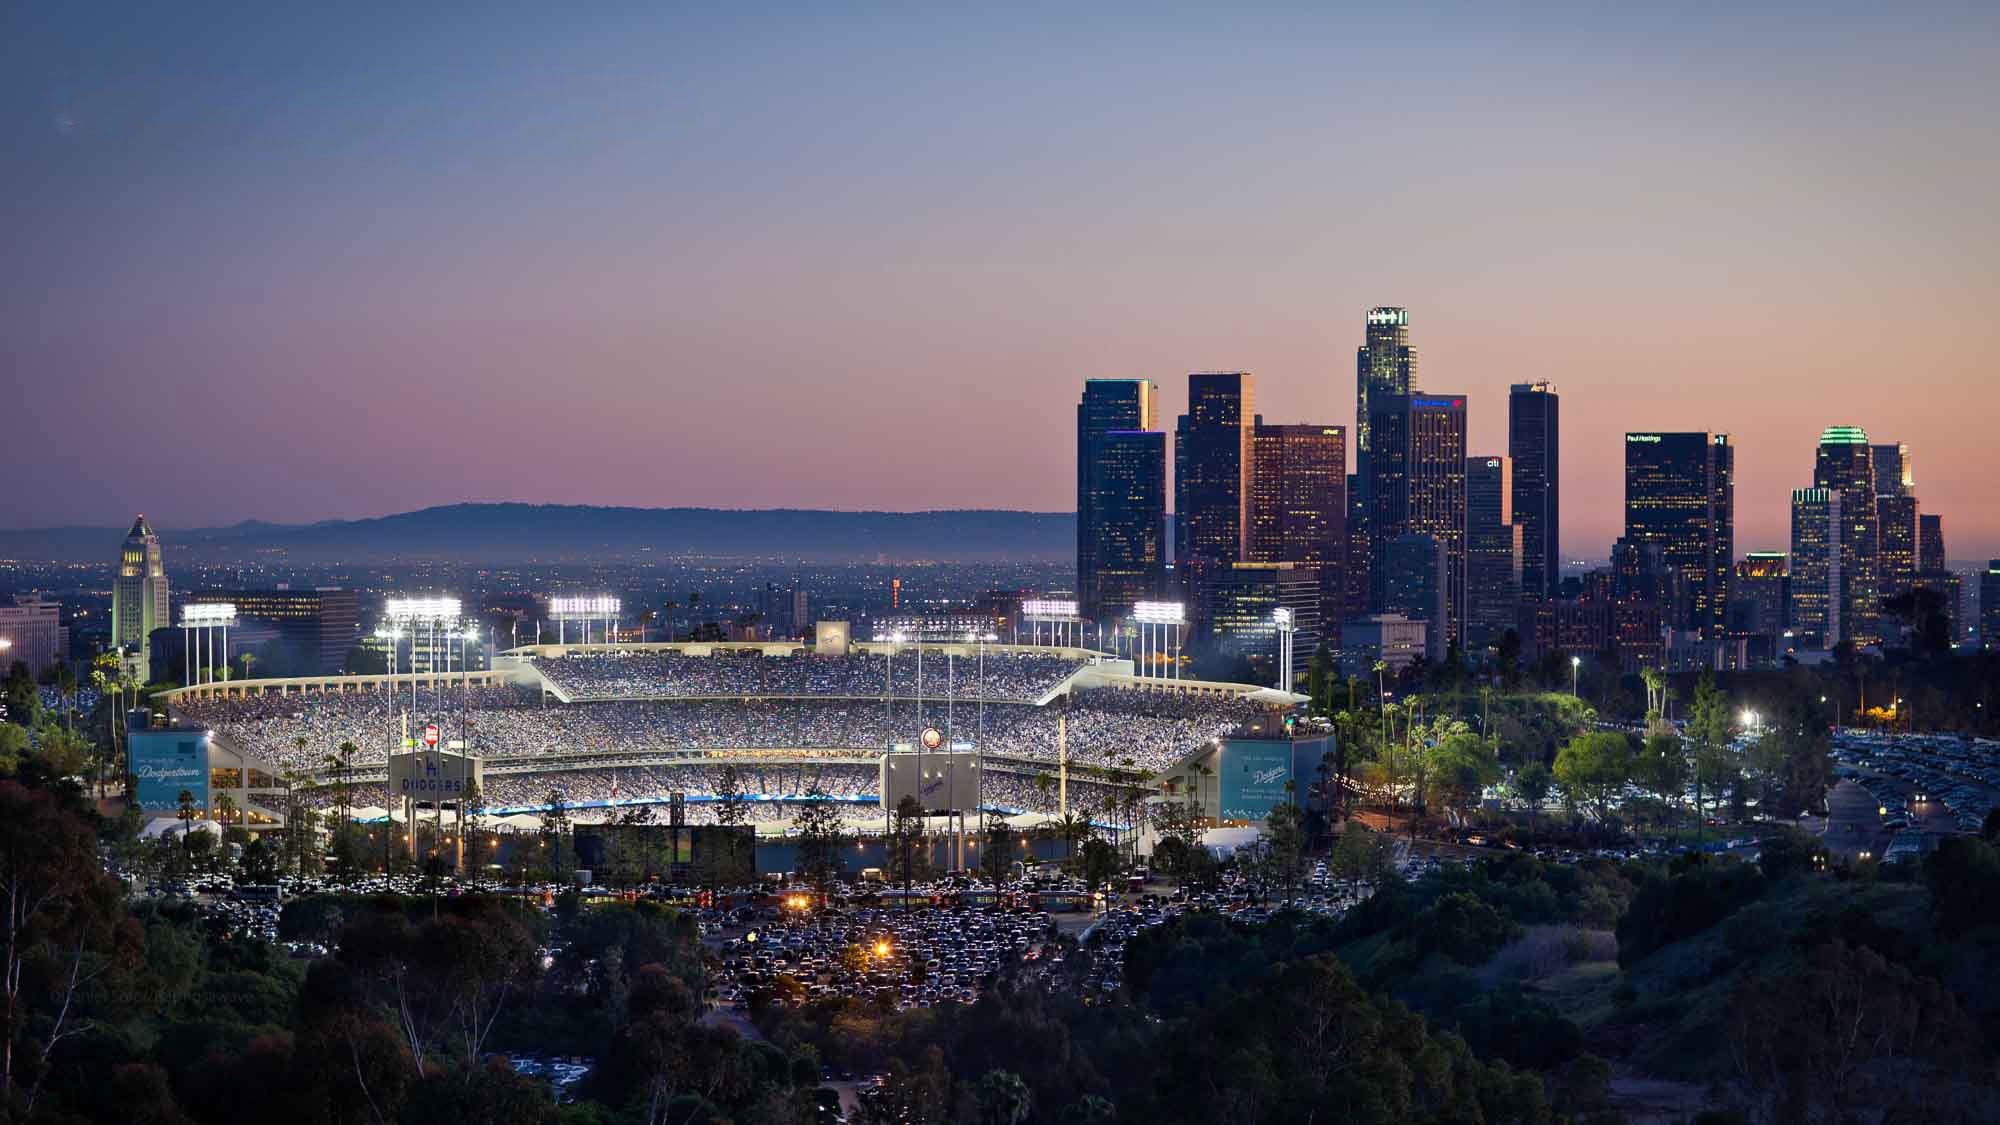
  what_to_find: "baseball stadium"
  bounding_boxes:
[140,632,1310,845]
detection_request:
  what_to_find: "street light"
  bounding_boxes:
[1570,655,1581,698]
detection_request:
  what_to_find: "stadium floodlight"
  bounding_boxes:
[1273,607,1293,628]
[385,597,462,622]
[548,595,620,617]
[1021,599,1080,619]
[1132,601,1185,625]
[180,603,238,627]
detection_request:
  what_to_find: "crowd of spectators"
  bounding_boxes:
[175,685,1264,789]
[528,650,1086,703]
[303,757,1138,830]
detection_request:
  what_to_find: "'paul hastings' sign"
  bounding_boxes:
[388,750,484,804]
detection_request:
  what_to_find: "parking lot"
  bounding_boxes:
[1833,730,2000,853]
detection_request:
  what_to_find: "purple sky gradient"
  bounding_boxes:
[5,4,1997,559]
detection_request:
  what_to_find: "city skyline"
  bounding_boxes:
[7,5,1999,559]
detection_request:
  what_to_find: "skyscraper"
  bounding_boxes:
[1381,533,1447,662]
[1919,513,1947,575]
[1193,562,1322,684]
[1508,382,1560,600]
[112,515,169,671]
[1871,442,1913,498]
[1730,552,1789,648]
[1871,440,1918,608]
[1354,308,1414,478]
[1623,433,1733,634]
[1814,427,1880,645]
[1175,372,1255,573]
[1982,562,2000,649]
[1789,487,1843,648]
[1077,379,1166,621]
[1249,423,1346,631]
[1465,455,1522,650]
[183,589,359,675]
[1368,394,1468,647]
[1876,494,1919,603]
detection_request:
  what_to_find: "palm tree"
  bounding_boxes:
[1054,810,1089,868]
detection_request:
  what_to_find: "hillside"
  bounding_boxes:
[0,504,1078,563]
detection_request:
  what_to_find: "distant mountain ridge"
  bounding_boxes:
[0,504,1077,563]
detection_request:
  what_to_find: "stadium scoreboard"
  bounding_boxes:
[388,749,484,804]
[879,750,980,814]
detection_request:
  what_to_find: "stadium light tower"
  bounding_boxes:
[549,595,620,645]
[1132,601,1185,681]
[385,597,461,715]
[1273,607,1295,692]
[180,603,236,688]
[1021,599,1080,648]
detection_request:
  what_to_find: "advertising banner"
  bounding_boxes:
[1218,738,1294,822]
[130,730,210,813]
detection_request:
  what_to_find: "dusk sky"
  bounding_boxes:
[6,3,1997,559]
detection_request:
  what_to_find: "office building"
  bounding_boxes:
[1514,598,1612,665]
[1175,372,1256,573]
[1983,562,2000,649]
[1354,307,1415,480]
[1919,514,1947,576]
[183,589,359,675]
[1077,379,1166,620]
[1508,382,1560,599]
[112,515,169,678]
[1465,455,1522,651]
[1249,423,1346,630]
[0,598,67,677]
[1192,562,1320,684]
[1367,394,1468,647]
[1623,432,1733,633]
[1876,494,1919,604]
[1343,475,1369,622]
[1729,552,1789,643]
[1814,427,1880,645]
[1789,487,1843,648]
[1872,442,1913,498]
[1381,533,1447,662]
[1336,614,1426,678]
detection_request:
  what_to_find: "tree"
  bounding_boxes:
[981,823,1017,886]
[1633,732,1689,826]
[1425,733,1498,814]
[1261,801,1307,905]
[1079,838,1118,890]
[334,897,539,1077]
[888,795,925,892]
[712,763,749,889]
[1512,761,1552,839]
[1728,940,1980,1124]
[0,781,143,1108]
[1686,674,1735,840]
[1553,732,1634,824]
[1330,823,1395,885]
[975,1069,1032,1125]
[0,726,26,776]
[541,790,572,883]
[175,790,197,848]
[793,780,847,893]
